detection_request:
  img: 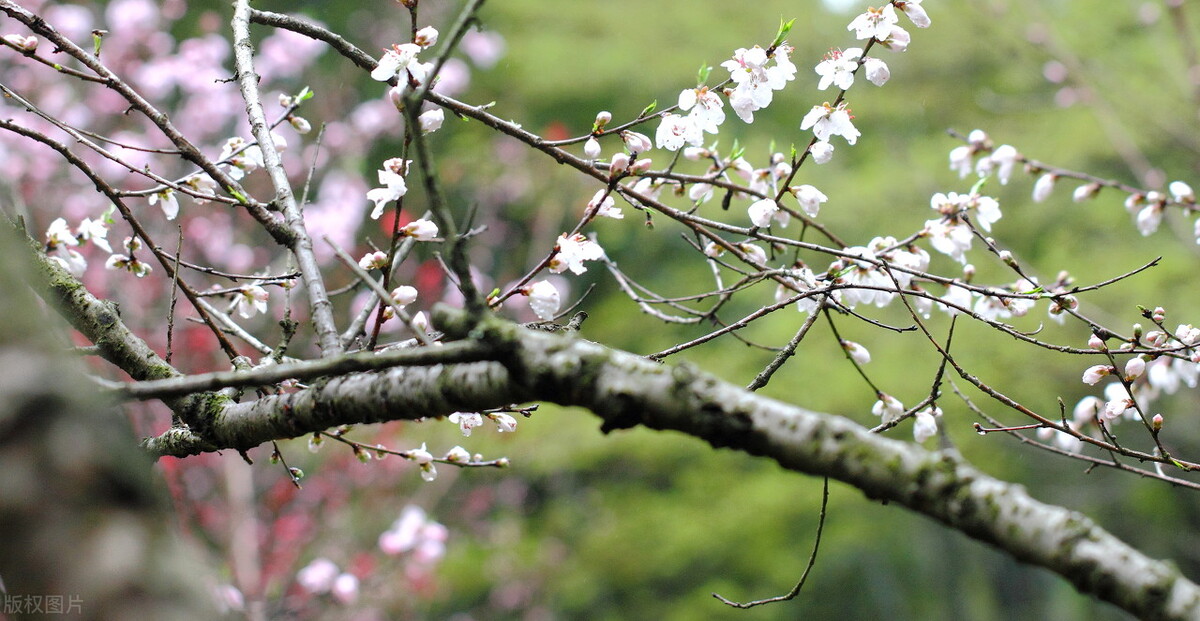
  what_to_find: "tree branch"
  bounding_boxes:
[139,307,1200,620]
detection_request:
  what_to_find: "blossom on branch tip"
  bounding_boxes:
[359,251,388,270]
[584,137,602,159]
[445,445,471,463]
[414,26,439,48]
[987,144,1019,184]
[872,393,905,423]
[748,198,788,228]
[949,145,973,178]
[655,113,703,151]
[371,43,422,82]
[800,102,860,145]
[1032,173,1056,202]
[1136,204,1163,236]
[790,184,828,217]
[810,141,835,164]
[418,108,444,133]
[183,174,219,203]
[863,56,890,86]
[841,340,871,365]
[406,443,437,481]
[549,233,605,274]
[678,85,725,133]
[1125,357,1146,380]
[489,412,518,432]
[391,285,418,307]
[609,152,631,175]
[45,218,78,249]
[734,241,767,265]
[620,130,653,155]
[1072,183,1100,203]
[924,219,973,263]
[1170,180,1195,204]
[149,188,179,220]
[367,158,410,219]
[76,217,111,253]
[848,5,899,41]
[234,285,269,319]
[895,0,931,28]
[449,412,484,436]
[524,280,561,320]
[815,47,863,91]
[721,44,796,123]
[105,253,152,278]
[876,26,911,52]
[3,34,37,51]
[1082,364,1112,385]
[913,406,940,442]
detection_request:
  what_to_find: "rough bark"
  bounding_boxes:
[12,228,1200,620]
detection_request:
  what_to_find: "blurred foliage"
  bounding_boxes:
[88,0,1200,618]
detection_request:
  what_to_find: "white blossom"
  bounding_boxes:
[790,184,828,217]
[1170,180,1195,204]
[448,412,484,436]
[418,108,444,133]
[988,144,1019,184]
[234,285,269,319]
[913,406,940,442]
[1082,364,1112,385]
[588,189,623,219]
[401,218,439,240]
[800,102,860,145]
[748,198,788,228]
[149,188,179,220]
[1032,173,1056,202]
[525,280,561,320]
[815,47,862,91]
[847,5,899,41]
[872,393,905,424]
[810,141,835,164]
[897,0,931,28]
[842,340,871,365]
[367,158,409,219]
[549,233,605,274]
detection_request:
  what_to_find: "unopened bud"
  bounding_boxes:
[1152,306,1166,322]
[1152,413,1163,431]
[630,158,653,174]
[1124,356,1146,380]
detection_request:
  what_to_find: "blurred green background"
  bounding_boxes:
[160,0,1200,618]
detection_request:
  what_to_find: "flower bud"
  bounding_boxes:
[1124,356,1146,380]
[1152,413,1164,431]
[289,116,312,134]
[584,136,602,159]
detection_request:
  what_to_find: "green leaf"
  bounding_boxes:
[297,86,314,102]
[696,63,712,85]
[772,17,796,48]
[639,100,657,118]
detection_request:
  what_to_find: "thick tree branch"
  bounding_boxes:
[139,308,1200,620]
